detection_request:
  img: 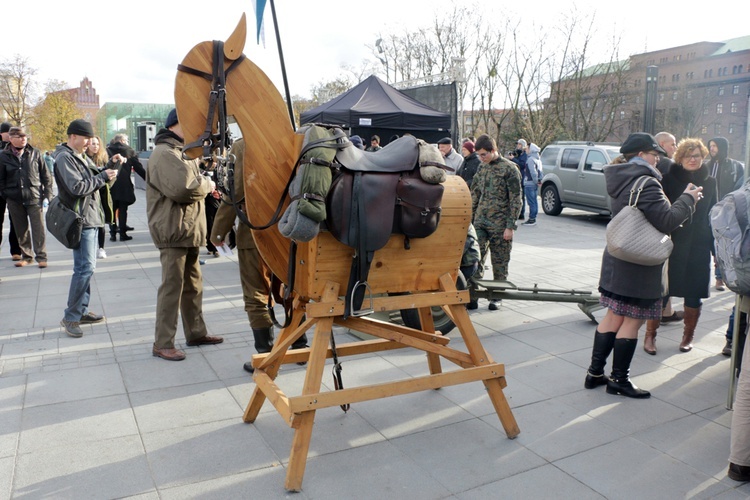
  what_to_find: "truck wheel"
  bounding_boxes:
[542,184,563,216]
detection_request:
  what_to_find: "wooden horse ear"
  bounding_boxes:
[224,13,247,61]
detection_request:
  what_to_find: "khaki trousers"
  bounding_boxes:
[238,247,272,329]
[731,303,750,466]
[154,246,208,349]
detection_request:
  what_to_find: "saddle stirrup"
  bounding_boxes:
[349,281,374,317]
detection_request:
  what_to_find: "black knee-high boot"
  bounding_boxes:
[585,330,616,389]
[606,338,650,398]
[244,327,275,373]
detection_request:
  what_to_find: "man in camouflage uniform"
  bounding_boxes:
[470,134,522,310]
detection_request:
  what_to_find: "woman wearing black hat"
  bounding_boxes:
[585,132,703,398]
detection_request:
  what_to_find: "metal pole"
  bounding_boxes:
[643,65,658,134]
[269,0,296,129]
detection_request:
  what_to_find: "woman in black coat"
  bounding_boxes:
[585,133,701,399]
[649,138,716,353]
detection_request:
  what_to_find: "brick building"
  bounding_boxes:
[550,35,750,161]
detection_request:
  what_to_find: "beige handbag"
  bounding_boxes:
[606,175,673,266]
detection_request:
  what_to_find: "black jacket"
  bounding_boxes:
[704,136,744,199]
[457,152,481,188]
[598,159,696,300]
[107,141,146,204]
[0,143,52,205]
[661,163,717,299]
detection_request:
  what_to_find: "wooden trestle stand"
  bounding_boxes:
[242,176,520,492]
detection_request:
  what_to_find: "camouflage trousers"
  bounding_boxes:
[474,224,513,281]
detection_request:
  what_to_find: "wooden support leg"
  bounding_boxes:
[243,302,306,423]
[440,274,520,438]
[418,306,443,375]
[285,282,340,491]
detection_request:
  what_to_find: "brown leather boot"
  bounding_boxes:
[679,306,702,352]
[644,319,660,355]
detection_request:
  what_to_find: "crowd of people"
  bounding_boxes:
[3,116,750,482]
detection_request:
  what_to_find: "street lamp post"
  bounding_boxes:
[643,65,658,134]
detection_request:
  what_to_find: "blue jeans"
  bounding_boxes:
[524,185,538,220]
[64,227,98,322]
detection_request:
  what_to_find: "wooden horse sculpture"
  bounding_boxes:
[175,14,519,492]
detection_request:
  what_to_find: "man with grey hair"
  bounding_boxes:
[654,131,677,175]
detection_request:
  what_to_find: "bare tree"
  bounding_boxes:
[0,55,37,125]
[546,12,628,142]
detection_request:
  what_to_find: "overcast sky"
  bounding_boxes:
[7,1,749,106]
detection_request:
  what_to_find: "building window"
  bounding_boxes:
[702,125,708,134]
[659,93,665,101]
[635,95,641,104]
[706,88,712,97]
[715,124,722,135]
[719,86,725,96]
[620,110,625,120]
[717,103,723,114]
[672,74,680,82]
[621,97,626,104]
[703,106,709,115]
[731,102,738,113]
[734,85,741,95]
[672,92,679,100]
[687,90,693,99]
[730,124,735,134]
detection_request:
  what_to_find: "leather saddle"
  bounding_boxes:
[326,135,442,318]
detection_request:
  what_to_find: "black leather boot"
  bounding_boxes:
[244,327,274,373]
[606,338,650,398]
[291,333,309,366]
[584,330,616,389]
[110,224,118,242]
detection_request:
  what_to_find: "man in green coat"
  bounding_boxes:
[146,109,223,361]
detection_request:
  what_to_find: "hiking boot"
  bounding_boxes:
[11,254,21,261]
[80,312,105,324]
[152,345,186,361]
[723,340,733,356]
[38,261,48,268]
[120,234,133,241]
[60,319,83,338]
[186,335,224,346]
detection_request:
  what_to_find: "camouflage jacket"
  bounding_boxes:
[471,155,522,230]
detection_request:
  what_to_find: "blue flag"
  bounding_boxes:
[254,0,267,45]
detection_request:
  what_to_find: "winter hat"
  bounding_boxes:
[516,139,527,149]
[165,108,179,128]
[620,132,666,155]
[66,119,94,137]
[437,137,452,145]
[462,140,475,154]
[0,122,11,134]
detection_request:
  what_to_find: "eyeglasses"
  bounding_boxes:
[477,151,491,159]
[642,151,660,159]
[684,154,703,162]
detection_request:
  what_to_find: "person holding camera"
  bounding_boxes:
[54,119,120,338]
[146,108,223,361]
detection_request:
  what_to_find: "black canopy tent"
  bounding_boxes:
[299,75,452,145]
